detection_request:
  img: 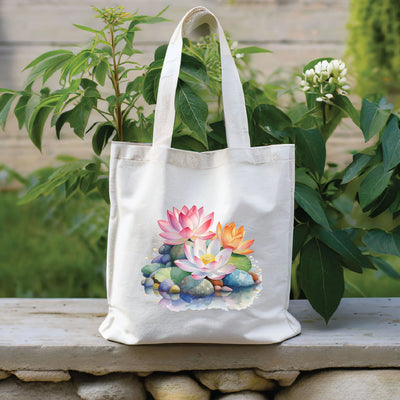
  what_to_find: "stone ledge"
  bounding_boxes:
[0,298,399,374]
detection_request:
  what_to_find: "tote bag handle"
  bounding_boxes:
[152,6,251,149]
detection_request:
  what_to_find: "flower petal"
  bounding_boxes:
[191,273,206,280]
[237,239,254,250]
[184,243,195,263]
[195,217,213,235]
[174,259,198,273]
[216,248,233,266]
[167,210,181,231]
[180,227,194,239]
[208,238,221,256]
[234,248,253,255]
[194,238,207,258]
[179,213,195,230]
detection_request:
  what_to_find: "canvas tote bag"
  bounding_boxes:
[99,6,301,345]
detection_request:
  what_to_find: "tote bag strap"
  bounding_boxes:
[152,6,250,149]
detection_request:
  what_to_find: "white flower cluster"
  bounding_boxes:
[299,59,350,102]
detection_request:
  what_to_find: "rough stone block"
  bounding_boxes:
[0,370,10,380]
[194,369,275,393]
[217,391,270,399]
[14,370,71,382]
[75,373,146,400]
[275,369,400,400]
[255,370,300,386]
[145,373,210,400]
[0,376,80,399]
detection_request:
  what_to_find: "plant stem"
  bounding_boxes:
[110,26,123,141]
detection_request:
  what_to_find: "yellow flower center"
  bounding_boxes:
[200,253,215,265]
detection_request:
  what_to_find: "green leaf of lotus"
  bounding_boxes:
[228,253,252,272]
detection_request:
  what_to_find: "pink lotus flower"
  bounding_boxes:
[175,238,236,280]
[158,206,214,245]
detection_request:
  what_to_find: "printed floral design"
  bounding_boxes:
[216,222,254,255]
[174,238,236,280]
[157,206,214,245]
[141,205,262,311]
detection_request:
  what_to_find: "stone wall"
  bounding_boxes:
[0,298,399,399]
[1,368,400,399]
[0,0,367,176]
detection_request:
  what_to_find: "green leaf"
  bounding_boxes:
[299,238,344,323]
[295,168,318,190]
[295,128,326,176]
[171,133,208,152]
[24,49,74,70]
[382,116,400,171]
[28,105,54,151]
[92,123,115,155]
[126,76,143,94]
[175,80,208,149]
[57,96,97,139]
[235,46,271,54]
[96,177,110,204]
[295,183,331,230]
[369,256,400,279]
[18,159,89,203]
[14,94,31,129]
[0,93,16,129]
[359,164,393,209]
[331,95,360,127]
[341,153,371,184]
[253,104,292,137]
[142,60,163,104]
[362,229,400,257]
[292,223,310,261]
[228,253,252,272]
[73,24,106,37]
[312,225,375,272]
[42,53,74,84]
[170,267,191,285]
[26,53,74,86]
[360,98,392,142]
[94,59,108,86]
[180,54,208,84]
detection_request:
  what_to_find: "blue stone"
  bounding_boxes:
[161,253,171,264]
[151,255,163,264]
[223,269,254,288]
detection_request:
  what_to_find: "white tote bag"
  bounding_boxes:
[99,6,301,345]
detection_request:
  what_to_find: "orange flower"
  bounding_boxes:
[216,222,254,255]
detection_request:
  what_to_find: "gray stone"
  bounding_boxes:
[255,370,300,386]
[194,369,275,393]
[145,373,210,400]
[217,392,270,400]
[141,263,163,277]
[275,370,400,400]
[75,373,146,400]
[185,278,214,297]
[0,370,10,380]
[0,376,80,399]
[14,370,71,382]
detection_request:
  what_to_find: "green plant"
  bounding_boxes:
[1,7,399,322]
[346,0,400,101]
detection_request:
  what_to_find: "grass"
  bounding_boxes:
[0,191,106,297]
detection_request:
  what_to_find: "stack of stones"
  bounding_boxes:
[0,368,399,399]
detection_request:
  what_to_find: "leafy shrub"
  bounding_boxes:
[1,6,399,322]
